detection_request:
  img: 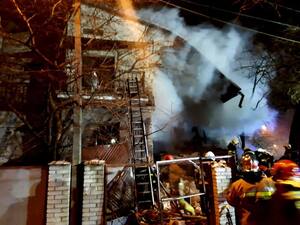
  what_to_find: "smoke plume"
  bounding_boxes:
[138,8,278,150]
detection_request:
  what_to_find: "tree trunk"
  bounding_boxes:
[289,104,300,165]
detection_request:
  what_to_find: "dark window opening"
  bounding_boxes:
[82,56,115,89]
[91,123,120,146]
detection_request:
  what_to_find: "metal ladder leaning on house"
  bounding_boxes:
[127,76,155,210]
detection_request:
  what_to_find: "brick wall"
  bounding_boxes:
[213,166,236,225]
[46,161,71,225]
[81,160,105,225]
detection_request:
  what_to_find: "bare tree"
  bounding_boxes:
[237,25,300,160]
[0,0,163,164]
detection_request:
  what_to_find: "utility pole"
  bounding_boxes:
[73,0,82,166]
[70,0,82,224]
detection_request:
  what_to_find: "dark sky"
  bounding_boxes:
[161,0,300,34]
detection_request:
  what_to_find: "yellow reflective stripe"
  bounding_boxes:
[245,190,300,201]
[256,191,273,199]
[244,191,273,199]
[244,191,256,197]
[295,201,300,209]
[282,191,300,200]
[254,191,272,200]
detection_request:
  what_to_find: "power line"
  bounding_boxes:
[157,0,300,45]
[176,0,299,29]
[273,2,300,14]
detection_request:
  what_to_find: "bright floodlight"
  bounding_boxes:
[110,138,117,144]
[261,124,267,131]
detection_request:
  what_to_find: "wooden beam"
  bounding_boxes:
[64,36,151,50]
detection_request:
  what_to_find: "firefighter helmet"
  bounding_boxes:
[231,136,239,145]
[163,154,174,160]
[256,148,274,169]
[271,159,299,181]
[204,151,215,161]
[240,151,259,172]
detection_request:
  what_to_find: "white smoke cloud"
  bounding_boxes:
[151,70,183,141]
[138,8,278,148]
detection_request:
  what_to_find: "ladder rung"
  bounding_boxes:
[133,131,143,134]
[133,129,143,133]
[136,173,148,177]
[135,158,147,161]
[137,200,152,204]
[138,191,151,194]
[135,150,145,153]
[134,143,144,146]
[132,114,141,117]
[134,143,145,146]
[136,182,150,185]
[136,174,149,178]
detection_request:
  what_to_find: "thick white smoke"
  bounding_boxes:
[138,8,278,148]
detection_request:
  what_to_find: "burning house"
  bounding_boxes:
[0,1,256,225]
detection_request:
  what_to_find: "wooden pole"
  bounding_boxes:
[70,1,82,224]
[72,0,82,166]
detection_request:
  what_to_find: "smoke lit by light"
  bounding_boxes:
[137,7,278,148]
[117,0,143,41]
[261,124,267,132]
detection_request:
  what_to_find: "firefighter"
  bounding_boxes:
[226,151,275,225]
[163,154,174,161]
[160,154,202,215]
[255,148,274,177]
[258,159,300,225]
[279,144,292,160]
[227,137,239,157]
